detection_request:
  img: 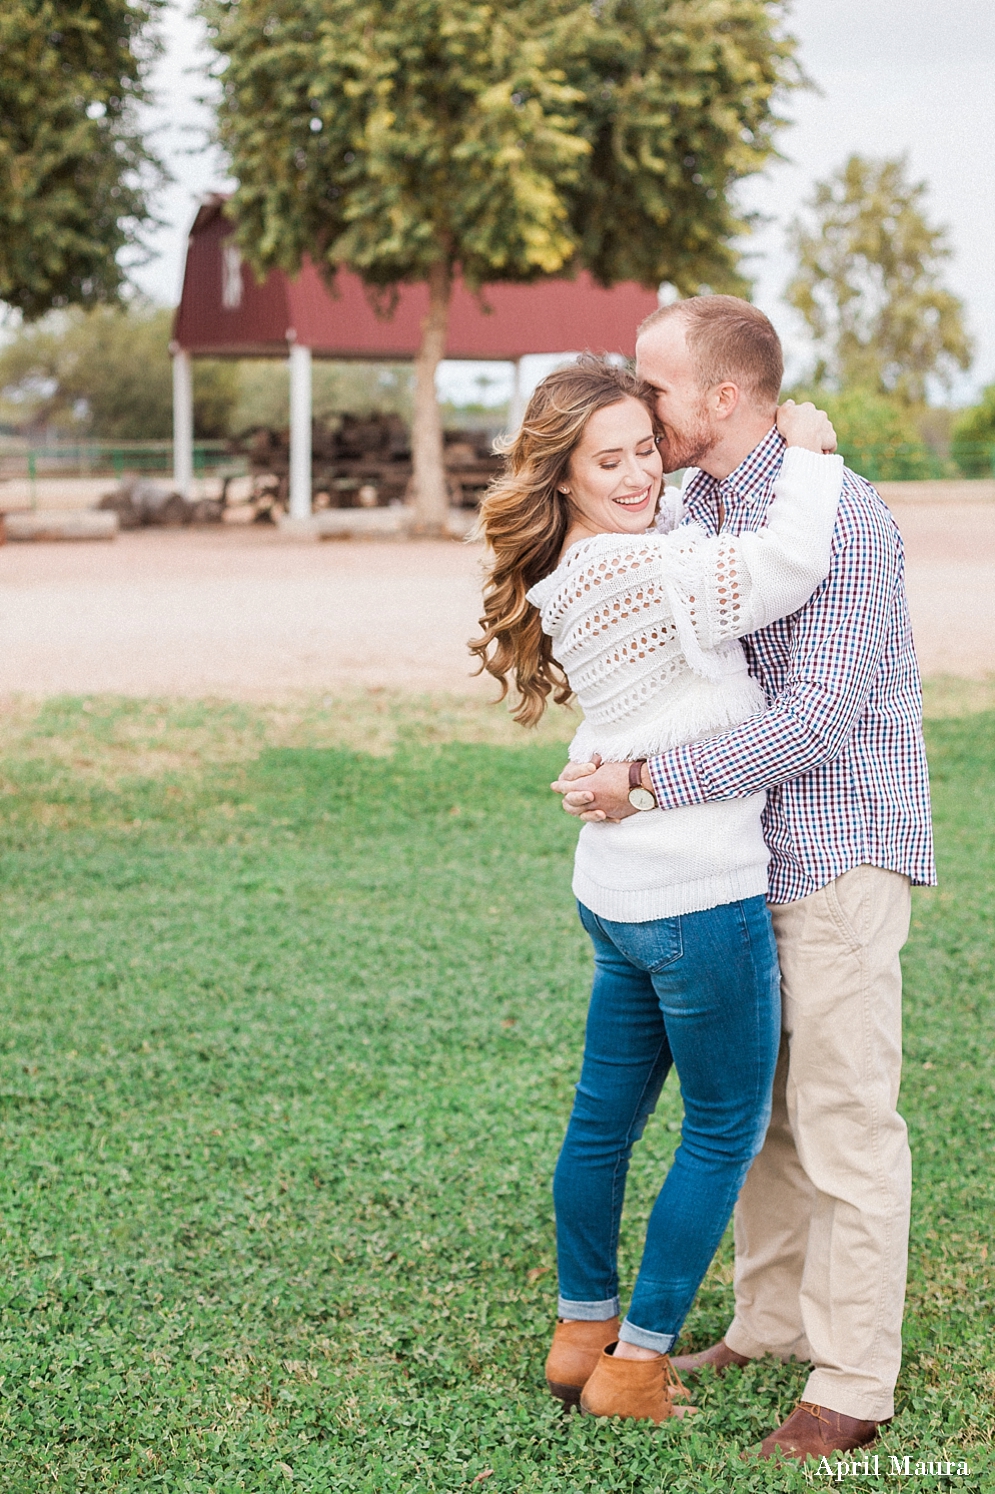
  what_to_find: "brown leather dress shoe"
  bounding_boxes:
[579,1345,696,1424]
[669,1338,752,1375]
[545,1318,620,1407]
[752,1402,886,1462]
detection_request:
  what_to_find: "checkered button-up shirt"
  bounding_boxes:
[646,426,935,904]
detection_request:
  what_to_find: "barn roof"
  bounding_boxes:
[171,195,661,361]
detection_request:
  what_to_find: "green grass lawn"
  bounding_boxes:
[0,697,992,1492]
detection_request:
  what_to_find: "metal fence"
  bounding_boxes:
[837,440,995,483]
[0,440,236,480]
[1,436,992,497]
[0,441,249,507]
[946,440,995,480]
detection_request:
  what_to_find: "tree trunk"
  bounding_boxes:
[410,261,452,535]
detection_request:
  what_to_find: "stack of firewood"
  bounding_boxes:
[229,414,503,516]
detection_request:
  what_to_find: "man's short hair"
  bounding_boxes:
[637,295,783,405]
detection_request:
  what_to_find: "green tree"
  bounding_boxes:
[951,385,995,477]
[786,155,972,405]
[232,361,415,434]
[789,384,941,482]
[204,0,799,530]
[0,304,240,439]
[0,0,167,320]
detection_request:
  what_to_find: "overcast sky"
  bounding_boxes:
[137,0,995,403]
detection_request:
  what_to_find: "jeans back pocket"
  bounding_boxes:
[580,903,684,973]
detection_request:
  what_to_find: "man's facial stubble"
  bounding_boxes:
[655,392,718,472]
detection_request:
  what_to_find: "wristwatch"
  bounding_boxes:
[628,760,657,811]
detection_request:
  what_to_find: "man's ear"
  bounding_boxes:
[712,382,742,421]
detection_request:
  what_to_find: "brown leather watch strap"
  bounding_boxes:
[629,759,647,790]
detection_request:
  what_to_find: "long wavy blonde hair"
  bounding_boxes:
[469,354,659,727]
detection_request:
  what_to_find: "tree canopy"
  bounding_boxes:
[787,383,942,482]
[0,0,165,320]
[951,385,995,477]
[0,305,239,440]
[204,0,800,527]
[786,155,972,405]
[0,306,419,441]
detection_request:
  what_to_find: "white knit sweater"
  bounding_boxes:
[526,446,844,921]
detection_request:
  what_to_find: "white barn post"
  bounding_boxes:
[288,341,313,521]
[171,344,194,497]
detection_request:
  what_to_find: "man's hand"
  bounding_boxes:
[776,399,837,454]
[551,756,641,821]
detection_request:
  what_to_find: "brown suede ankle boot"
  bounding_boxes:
[545,1318,620,1407]
[580,1345,696,1424]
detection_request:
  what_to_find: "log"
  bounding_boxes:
[3,510,118,542]
[98,480,225,527]
[276,508,411,541]
[276,506,475,541]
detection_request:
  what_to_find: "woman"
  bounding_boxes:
[470,356,841,1425]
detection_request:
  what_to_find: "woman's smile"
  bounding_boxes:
[612,485,654,510]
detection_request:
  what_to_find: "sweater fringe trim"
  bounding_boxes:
[568,677,766,763]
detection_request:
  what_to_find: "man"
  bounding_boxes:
[552,295,934,1462]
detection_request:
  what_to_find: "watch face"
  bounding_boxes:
[628,787,656,811]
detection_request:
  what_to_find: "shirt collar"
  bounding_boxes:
[684,425,786,509]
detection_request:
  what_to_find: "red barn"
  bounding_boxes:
[171,194,662,518]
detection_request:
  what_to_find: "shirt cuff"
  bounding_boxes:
[647,744,707,810]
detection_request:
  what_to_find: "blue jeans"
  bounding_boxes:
[553,897,780,1352]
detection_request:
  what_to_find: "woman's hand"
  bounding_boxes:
[777,399,837,454]
[551,756,638,822]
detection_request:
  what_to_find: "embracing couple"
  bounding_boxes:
[471,296,934,1463]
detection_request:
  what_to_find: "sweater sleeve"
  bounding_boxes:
[652,483,685,534]
[646,490,905,808]
[659,448,844,652]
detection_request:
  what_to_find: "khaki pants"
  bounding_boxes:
[725,865,912,1423]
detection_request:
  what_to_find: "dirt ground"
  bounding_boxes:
[1,499,993,699]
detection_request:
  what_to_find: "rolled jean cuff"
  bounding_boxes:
[618,1316,676,1354]
[557,1295,619,1321]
